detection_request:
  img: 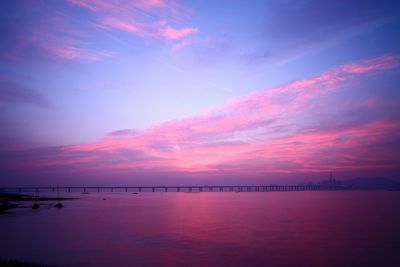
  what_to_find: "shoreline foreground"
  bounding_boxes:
[0,193,76,212]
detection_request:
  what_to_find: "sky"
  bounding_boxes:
[1,0,400,186]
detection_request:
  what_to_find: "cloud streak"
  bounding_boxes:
[244,0,400,66]
[6,54,400,180]
[1,0,196,62]
[0,79,50,108]
[68,0,197,44]
[0,2,113,62]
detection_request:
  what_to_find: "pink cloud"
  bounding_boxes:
[68,0,197,45]
[2,9,113,62]
[68,0,169,12]
[162,26,197,40]
[11,54,400,177]
[3,0,195,62]
[101,17,141,33]
[340,54,400,73]
[107,129,141,137]
[40,43,113,61]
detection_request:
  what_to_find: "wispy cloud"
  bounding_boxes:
[1,0,196,62]
[0,79,50,108]
[36,34,114,61]
[68,0,197,45]
[162,26,197,40]
[7,54,400,178]
[243,0,400,66]
[0,2,113,62]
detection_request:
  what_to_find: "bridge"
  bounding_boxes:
[0,184,344,194]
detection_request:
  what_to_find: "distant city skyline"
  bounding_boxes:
[1,0,400,185]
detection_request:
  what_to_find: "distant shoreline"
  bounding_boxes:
[0,193,77,212]
[0,192,77,202]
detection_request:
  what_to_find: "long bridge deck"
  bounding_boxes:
[0,185,344,193]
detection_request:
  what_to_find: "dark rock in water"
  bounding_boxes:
[103,198,106,200]
[1,200,10,208]
[32,203,40,209]
[54,203,64,208]
[0,200,19,211]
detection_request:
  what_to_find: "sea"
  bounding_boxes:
[1,191,400,267]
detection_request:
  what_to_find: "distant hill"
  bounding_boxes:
[343,177,400,189]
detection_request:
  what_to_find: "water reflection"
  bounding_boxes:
[1,192,399,267]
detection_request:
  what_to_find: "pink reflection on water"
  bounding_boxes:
[1,192,400,266]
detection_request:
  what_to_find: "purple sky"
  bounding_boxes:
[1,0,400,186]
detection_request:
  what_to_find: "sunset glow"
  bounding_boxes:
[1,0,400,185]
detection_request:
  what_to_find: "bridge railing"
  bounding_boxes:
[0,185,346,193]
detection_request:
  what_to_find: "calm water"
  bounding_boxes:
[1,191,400,267]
